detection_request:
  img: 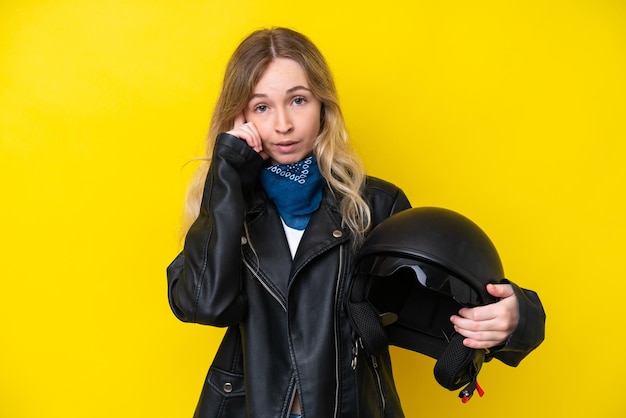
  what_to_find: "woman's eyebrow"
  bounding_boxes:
[250,85,312,99]
[286,85,312,94]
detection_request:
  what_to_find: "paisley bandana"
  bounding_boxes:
[260,156,323,230]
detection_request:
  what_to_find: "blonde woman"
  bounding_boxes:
[167,28,538,418]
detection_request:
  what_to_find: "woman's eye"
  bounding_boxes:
[254,104,268,113]
[293,96,306,105]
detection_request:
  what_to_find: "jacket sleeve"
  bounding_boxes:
[486,280,546,366]
[167,133,265,327]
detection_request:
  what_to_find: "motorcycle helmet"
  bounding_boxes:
[348,207,505,402]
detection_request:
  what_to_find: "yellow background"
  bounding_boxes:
[1,0,624,417]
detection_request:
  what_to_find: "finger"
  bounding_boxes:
[233,112,246,129]
[450,313,496,332]
[241,123,262,152]
[453,321,505,337]
[487,283,514,298]
[453,323,511,348]
[457,304,498,322]
[458,285,518,321]
[226,122,263,154]
[452,303,514,332]
[460,335,508,349]
[452,311,516,343]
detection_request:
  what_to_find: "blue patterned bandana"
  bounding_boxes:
[260,156,323,230]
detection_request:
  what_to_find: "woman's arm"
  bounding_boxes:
[167,133,265,326]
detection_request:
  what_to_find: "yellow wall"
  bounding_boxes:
[1,1,624,417]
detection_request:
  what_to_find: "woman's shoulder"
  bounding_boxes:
[364,176,403,195]
[364,176,412,222]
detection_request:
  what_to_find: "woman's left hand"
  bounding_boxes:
[450,283,519,349]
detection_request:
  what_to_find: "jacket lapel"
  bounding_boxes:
[243,187,350,302]
[243,195,293,304]
[290,189,350,280]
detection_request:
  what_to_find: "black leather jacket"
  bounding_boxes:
[167,134,545,417]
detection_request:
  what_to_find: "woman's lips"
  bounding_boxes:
[274,141,298,152]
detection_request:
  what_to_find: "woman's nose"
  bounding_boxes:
[274,109,294,134]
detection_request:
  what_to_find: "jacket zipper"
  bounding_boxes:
[352,337,386,413]
[370,354,386,411]
[332,245,344,418]
[243,258,287,312]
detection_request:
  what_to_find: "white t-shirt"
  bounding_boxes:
[281,218,305,259]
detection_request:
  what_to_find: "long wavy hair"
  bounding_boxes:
[182,27,371,242]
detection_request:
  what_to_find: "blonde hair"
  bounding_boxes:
[182,27,371,242]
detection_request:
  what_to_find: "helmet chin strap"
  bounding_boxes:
[433,333,487,402]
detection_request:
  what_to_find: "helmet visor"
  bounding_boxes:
[363,255,490,308]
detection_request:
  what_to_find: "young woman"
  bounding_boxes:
[167,27,544,418]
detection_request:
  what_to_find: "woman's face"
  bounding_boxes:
[244,58,322,165]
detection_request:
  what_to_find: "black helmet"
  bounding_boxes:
[348,207,505,402]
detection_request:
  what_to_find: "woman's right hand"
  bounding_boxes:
[226,113,268,160]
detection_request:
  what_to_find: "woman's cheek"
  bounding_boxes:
[255,123,272,143]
